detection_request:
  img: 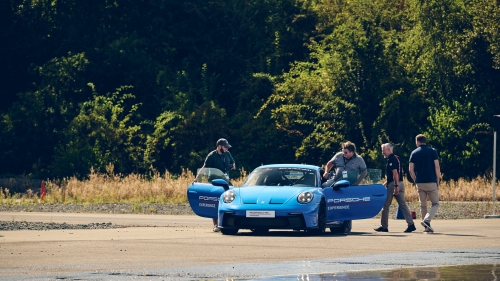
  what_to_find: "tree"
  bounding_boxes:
[53,84,144,177]
[400,0,500,179]
[261,0,405,166]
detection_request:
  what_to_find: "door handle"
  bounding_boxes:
[372,194,385,197]
[188,190,197,194]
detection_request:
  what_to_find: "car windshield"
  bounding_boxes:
[195,167,228,183]
[241,167,317,187]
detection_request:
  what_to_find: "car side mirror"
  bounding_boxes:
[332,180,350,191]
[212,179,230,191]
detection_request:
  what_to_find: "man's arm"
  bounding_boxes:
[227,151,236,170]
[392,168,399,183]
[204,152,213,168]
[323,160,334,179]
[434,159,441,187]
[409,162,416,182]
[392,168,399,194]
[353,169,367,186]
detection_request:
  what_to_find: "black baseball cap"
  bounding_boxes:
[216,138,231,148]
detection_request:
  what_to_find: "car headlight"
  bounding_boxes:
[223,190,236,203]
[297,191,313,204]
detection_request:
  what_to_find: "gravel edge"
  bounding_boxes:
[1,202,498,231]
[0,202,195,215]
[1,202,497,218]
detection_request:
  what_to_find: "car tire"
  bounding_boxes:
[220,228,239,235]
[342,220,352,234]
[329,226,343,233]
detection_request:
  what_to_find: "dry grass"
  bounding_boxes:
[0,169,498,204]
[1,166,247,205]
[41,168,220,204]
[402,176,498,202]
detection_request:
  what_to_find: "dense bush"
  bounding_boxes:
[0,0,499,181]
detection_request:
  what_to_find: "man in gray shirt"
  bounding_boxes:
[322,141,367,234]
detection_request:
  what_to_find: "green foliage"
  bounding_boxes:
[399,0,500,179]
[261,0,405,166]
[0,52,91,178]
[427,102,491,180]
[1,0,499,182]
[53,84,144,177]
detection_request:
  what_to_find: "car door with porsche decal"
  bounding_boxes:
[323,182,387,222]
[186,168,228,218]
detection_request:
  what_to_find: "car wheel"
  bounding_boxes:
[220,228,239,235]
[329,226,343,233]
[330,220,351,234]
[308,200,326,235]
[342,220,352,234]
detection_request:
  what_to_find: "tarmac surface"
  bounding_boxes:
[1,212,500,280]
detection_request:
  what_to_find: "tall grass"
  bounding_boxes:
[41,168,242,204]
[403,176,498,202]
[0,170,498,204]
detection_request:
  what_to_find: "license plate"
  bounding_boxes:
[246,210,275,218]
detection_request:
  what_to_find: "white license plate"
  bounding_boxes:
[246,210,275,218]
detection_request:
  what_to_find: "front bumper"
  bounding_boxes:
[222,213,306,229]
[218,203,320,230]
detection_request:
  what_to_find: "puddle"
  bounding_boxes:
[254,264,499,280]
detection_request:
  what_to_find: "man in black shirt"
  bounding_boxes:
[374,143,416,233]
[201,138,236,232]
[202,138,235,176]
[409,134,441,233]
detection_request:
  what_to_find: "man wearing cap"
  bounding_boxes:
[201,138,236,232]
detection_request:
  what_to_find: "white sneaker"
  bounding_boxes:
[213,226,221,232]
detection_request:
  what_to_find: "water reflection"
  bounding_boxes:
[252,263,498,280]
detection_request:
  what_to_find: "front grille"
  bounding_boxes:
[222,213,306,229]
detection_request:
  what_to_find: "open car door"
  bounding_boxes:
[186,168,230,218]
[323,180,387,222]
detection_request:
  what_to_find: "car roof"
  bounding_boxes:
[256,164,320,170]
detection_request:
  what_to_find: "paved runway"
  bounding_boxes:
[1,212,499,280]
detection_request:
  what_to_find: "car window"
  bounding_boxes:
[241,167,317,187]
[195,167,227,183]
[360,168,383,184]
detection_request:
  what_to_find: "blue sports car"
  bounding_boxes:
[187,164,387,235]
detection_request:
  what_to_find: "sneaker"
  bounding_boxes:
[343,227,351,235]
[374,226,389,232]
[421,221,434,233]
[404,224,416,233]
[213,225,221,232]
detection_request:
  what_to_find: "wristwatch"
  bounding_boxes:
[394,184,398,187]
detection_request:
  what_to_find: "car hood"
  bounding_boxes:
[236,185,313,204]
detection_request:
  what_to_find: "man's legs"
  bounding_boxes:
[417,183,439,221]
[417,184,428,219]
[393,182,414,226]
[212,218,220,232]
[380,185,395,229]
[417,183,439,232]
[423,183,439,222]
